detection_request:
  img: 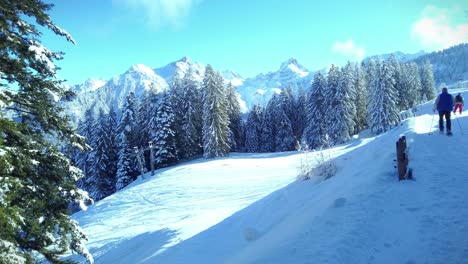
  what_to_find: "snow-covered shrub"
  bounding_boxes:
[297,143,337,181]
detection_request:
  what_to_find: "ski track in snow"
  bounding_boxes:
[73,89,468,264]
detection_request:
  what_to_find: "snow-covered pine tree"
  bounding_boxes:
[107,105,119,192]
[275,89,296,151]
[87,109,111,200]
[420,60,436,101]
[409,62,423,106]
[259,94,279,152]
[180,69,202,159]
[387,55,404,111]
[303,72,328,149]
[226,82,242,152]
[202,65,230,158]
[0,1,93,262]
[116,92,139,190]
[399,63,420,110]
[153,91,178,167]
[367,60,400,134]
[76,108,97,192]
[245,104,263,152]
[353,63,368,132]
[137,90,151,169]
[324,64,341,144]
[275,109,295,152]
[169,72,185,159]
[292,87,307,145]
[328,61,356,144]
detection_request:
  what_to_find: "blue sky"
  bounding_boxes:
[42,0,467,85]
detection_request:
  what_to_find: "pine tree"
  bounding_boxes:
[354,63,368,132]
[324,64,342,144]
[292,87,307,145]
[91,109,116,200]
[75,109,96,193]
[399,63,420,109]
[169,72,185,159]
[275,110,295,152]
[328,62,355,144]
[245,105,263,152]
[179,69,202,159]
[0,1,93,262]
[152,92,178,168]
[107,106,119,192]
[116,92,139,190]
[420,60,436,101]
[275,89,296,151]
[259,94,279,152]
[137,91,151,169]
[303,72,328,149]
[367,60,400,134]
[226,83,242,152]
[202,65,230,158]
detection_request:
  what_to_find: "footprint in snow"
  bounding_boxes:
[333,197,347,208]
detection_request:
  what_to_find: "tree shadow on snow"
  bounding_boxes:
[89,228,178,264]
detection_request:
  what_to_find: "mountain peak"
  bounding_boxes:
[127,64,155,76]
[279,57,309,77]
[282,57,298,66]
[178,56,191,63]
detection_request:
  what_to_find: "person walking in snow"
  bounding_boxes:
[433,87,454,135]
[453,93,464,114]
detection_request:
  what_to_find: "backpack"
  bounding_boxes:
[455,94,463,103]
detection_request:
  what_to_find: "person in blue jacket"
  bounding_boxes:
[433,87,454,135]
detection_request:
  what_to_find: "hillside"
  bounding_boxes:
[71,89,468,263]
[411,43,468,86]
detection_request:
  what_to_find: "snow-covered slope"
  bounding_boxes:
[71,89,468,264]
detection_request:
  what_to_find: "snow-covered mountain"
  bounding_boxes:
[63,56,317,123]
[70,89,468,264]
[236,58,316,110]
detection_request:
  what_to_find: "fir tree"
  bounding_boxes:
[354,63,368,132]
[275,89,295,151]
[116,92,139,190]
[328,61,355,144]
[75,109,96,192]
[180,69,203,159]
[420,60,436,101]
[303,72,328,149]
[91,109,116,200]
[0,1,93,262]
[275,110,295,152]
[169,72,185,159]
[324,64,341,144]
[367,60,400,134]
[225,83,242,152]
[259,94,279,152]
[292,87,307,145]
[245,105,263,152]
[399,63,421,110]
[152,92,178,168]
[202,65,230,158]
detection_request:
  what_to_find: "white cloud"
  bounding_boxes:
[114,0,203,29]
[331,39,365,62]
[411,5,468,50]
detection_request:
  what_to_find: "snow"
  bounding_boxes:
[28,41,55,72]
[128,64,156,77]
[72,90,468,264]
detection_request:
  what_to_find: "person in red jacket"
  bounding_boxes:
[453,93,464,114]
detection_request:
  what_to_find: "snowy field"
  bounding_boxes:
[73,89,468,264]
